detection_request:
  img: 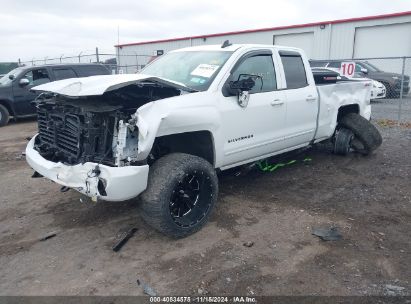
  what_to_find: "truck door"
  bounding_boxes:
[278,51,318,146]
[218,51,287,167]
[13,68,51,116]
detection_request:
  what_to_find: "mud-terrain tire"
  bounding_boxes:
[339,113,382,155]
[140,153,218,238]
[334,128,354,155]
[0,104,10,127]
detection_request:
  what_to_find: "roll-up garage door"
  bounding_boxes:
[353,23,411,73]
[353,22,411,58]
[274,32,314,59]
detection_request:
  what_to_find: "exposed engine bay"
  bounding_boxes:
[34,82,182,166]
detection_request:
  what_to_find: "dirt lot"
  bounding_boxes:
[0,105,410,296]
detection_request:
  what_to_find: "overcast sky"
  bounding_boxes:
[1,0,410,62]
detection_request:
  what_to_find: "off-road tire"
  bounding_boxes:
[334,128,354,156]
[0,104,10,127]
[140,153,218,238]
[339,113,382,155]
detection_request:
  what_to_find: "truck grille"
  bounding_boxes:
[37,110,81,160]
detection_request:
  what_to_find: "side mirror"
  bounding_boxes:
[8,74,15,80]
[19,78,30,87]
[227,78,255,108]
[360,68,368,74]
[227,74,262,107]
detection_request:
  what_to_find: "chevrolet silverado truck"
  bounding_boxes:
[26,43,382,238]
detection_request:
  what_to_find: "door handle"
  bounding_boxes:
[306,95,317,102]
[271,99,284,106]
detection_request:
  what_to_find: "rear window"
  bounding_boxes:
[74,65,110,77]
[280,53,308,89]
[327,61,342,68]
[53,68,77,80]
[309,61,327,67]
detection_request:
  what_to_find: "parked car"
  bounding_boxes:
[26,44,382,238]
[310,60,409,98]
[0,63,111,126]
[311,67,386,100]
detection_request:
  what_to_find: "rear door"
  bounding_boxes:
[279,50,318,147]
[52,67,78,80]
[74,65,110,77]
[218,50,287,167]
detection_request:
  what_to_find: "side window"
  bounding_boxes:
[22,69,50,86]
[280,54,308,89]
[53,68,77,80]
[231,55,276,93]
[22,71,34,85]
[355,64,363,72]
[327,61,341,68]
[75,65,109,77]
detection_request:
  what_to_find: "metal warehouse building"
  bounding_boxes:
[115,11,411,73]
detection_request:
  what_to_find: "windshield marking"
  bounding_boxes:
[190,64,220,78]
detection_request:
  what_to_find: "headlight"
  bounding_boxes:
[392,76,399,80]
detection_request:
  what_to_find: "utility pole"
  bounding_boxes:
[117,25,121,73]
[96,47,99,63]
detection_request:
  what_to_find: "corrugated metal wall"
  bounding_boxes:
[117,14,411,73]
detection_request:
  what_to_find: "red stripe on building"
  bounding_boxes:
[115,11,411,48]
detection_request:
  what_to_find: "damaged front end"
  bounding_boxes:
[26,76,190,201]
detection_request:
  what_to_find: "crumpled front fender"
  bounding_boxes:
[134,101,220,162]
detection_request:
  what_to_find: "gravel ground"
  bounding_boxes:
[0,105,410,296]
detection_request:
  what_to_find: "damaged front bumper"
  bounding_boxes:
[26,135,149,202]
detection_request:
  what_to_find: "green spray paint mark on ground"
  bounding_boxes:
[257,157,312,172]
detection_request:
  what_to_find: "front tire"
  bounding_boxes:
[0,104,10,127]
[140,153,218,238]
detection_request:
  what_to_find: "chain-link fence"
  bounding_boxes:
[311,56,411,124]
[19,52,411,124]
[18,49,153,75]
[354,57,411,125]
[116,53,156,73]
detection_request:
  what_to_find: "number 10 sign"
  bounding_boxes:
[340,62,355,78]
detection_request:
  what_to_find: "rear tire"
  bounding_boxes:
[0,104,10,127]
[140,153,218,238]
[339,113,382,155]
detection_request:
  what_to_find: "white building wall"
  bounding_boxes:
[117,13,411,73]
[329,14,411,59]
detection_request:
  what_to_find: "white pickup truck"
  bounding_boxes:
[26,43,382,237]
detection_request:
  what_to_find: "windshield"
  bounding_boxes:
[141,51,233,91]
[361,62,381,72]
[0,67,24,86]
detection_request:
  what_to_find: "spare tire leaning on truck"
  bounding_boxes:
[334,113,382,155]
